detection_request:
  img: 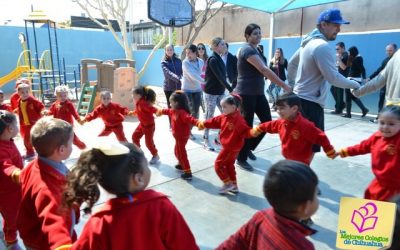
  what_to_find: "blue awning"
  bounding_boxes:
[218,0,347,13]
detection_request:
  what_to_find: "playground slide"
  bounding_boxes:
[0,65,30,88]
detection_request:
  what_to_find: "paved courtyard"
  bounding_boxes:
[0,90,378,250]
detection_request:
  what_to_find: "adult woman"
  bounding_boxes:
[343,46,369,118]
[196,43,208,113]
[161,44,182,109]
[203,37,233,151]
[182,44,204,139]
[235,23,291,171]
[268,48,288,109]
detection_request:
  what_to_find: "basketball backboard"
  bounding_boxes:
[148,0,193,27]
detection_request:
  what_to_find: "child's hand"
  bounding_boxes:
[41,110,49,116]
[79,119,86,125]
[250,127,262,137]
[128,110,137,116]
[156,109,163,117]
[326,149,338,159]
[197,121,205,130]
[11,169,21,184]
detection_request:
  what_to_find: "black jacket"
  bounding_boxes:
[226,52,238,89]
[369,56,390,79]
[204,52,233,95]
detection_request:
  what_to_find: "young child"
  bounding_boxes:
[131,86,160,165]
[251,93,336,165]
[43,85,86,149]
[337,105,400,201]
[10,78,30,112]
[217,160,319,250]
[156,91,199,180]
[0,111,23,249]
[16,83,45,159]
[0,89,12,112]
[63,142,199,250]
[83,90,129,142]
[16,117,79,250]
[197,94,252,194]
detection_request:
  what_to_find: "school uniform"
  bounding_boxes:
[49,99,86,149]
[160,108,198,173]
[340,131,400,201]
[71,189,199,250]
[201,111,252,183]
[0,103,12,112]
[17,96,44,155]
[254,113,335,165]
[0,139,23,245]
[85,102,129,142]
[17,157,79,250]
[10,92,20,111]
[217,208,316,250]
[132,98,158,156]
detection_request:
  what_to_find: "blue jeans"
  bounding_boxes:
[184,91,202,119]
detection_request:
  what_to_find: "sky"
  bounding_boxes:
[0,0,149,26]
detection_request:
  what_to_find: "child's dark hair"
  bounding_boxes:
[276,93,302,109]
[133,85,156,104]
[388,195,400,250]
[379,105,400,120]
[221,93,242,108]
[169,91,191,114]
[0,111,17,135]
[31,117,73,157]
[263,160,318,217]
[63,143,147,213]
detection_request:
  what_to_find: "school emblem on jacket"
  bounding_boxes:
[291,130,300,140]
[227,122,234,131]
[29,104,34,110]
[385,144,396,155]
[111,110,115,115]
[56,104,62,109]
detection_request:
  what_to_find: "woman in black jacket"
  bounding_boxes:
[202,37,233,151]
[161,44,183,109]
[343,46,369,118]
[268,48,288,109]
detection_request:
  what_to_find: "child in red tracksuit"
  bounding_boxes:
[17,117,79,250]
[10,78,30,112]
[197,94,252,194]
[16,83,44,159]
[0,89,12,112]
[251,93,336,166]
[336,105,400,201]
[64,142,199,250]
[83,90,129,142]
[156,91,199,180]
[131,86,160,165]
[43,85,87,149]
[0,111,23,249]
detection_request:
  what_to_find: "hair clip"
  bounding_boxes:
[230,92,242,101]
[92,139,129,156]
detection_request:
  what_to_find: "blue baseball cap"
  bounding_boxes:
[317,9,350,24]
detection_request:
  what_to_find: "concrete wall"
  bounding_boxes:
[177,0,400,45]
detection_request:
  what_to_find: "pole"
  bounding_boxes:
[168,27,173,44]
[268,12,275,64]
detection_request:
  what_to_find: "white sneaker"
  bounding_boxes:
[203,140,215,151]
[7,243,22,250]
[218,183,234,194]
[149,155,160,165]
[229,184,239,194]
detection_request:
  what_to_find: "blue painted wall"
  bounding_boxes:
[1,25,399,113]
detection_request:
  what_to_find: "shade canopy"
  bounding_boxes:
[218,0,346,13]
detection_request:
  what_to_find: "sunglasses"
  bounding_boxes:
[197,47,205,50]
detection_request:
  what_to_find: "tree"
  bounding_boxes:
[73,0,167,80]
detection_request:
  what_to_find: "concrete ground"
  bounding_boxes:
[0,88,377,250]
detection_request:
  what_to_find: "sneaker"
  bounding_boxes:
[149,155,160,165]
[190,133,196,140]
[203,140,215,151]
[361,108,369,118]
[218,183,234,194]
[175,164,183,172]
[369,118,378,123]
[214,138,221,146]
[181,172,192,180]
[342,114,351,118]
[7,243,22,250]
[330,110,341,115]
[229,184,239,194]
[235,160,254,171]
[248,151,257,161]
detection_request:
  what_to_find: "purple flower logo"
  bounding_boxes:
[351,202,378,233]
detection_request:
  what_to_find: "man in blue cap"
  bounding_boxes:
[287,9,360,158]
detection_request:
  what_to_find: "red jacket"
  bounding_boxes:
[17,96,44,126]
[0,103,12,112]
[135,98,157,126]
[340,131,400,187]
[72,189,199,250]
[17,158,78,250]
[202,111,252,151]
[160,108,198,139]
[49,100,80,124]
[217,208,316,250]
[255,114,334,165]
[0,139,23,194]
[85,102,129,127]
[10,92,20,111]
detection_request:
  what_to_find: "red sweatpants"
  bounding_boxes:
[0,190,21,244]
[20,124,34,155]
[132,123,158,156]
[364,178,400,201]
[215,148,239,184]
[174,136,191,173]
[98,123,127,142]
[73,133,86,149]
